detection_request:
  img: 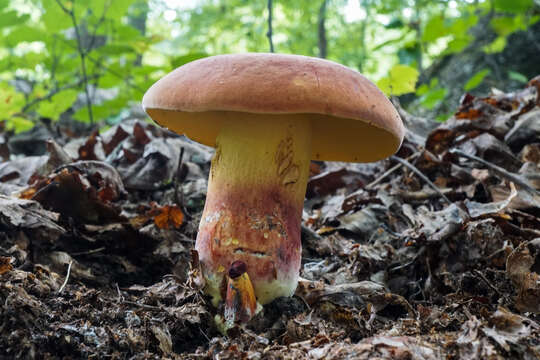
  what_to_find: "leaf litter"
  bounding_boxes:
[0,79,539,359]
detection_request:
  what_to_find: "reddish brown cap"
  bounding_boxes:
[143,53,404,162]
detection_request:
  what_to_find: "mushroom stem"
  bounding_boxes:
[196,113,312,307]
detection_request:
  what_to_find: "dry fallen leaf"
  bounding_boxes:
[154,204,184,229]
[506,239,540,313]
[0,256,13,275]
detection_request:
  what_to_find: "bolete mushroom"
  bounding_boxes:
[142,53,404,323]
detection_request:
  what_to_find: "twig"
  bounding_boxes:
[55,0,94,124]
[449,148,538,194]
[123,300,162,311]
[115,283,124,302]
[199,327,211,342]
[392,187,454,201]
[85,3,110,52]
[57,35,146,94]
[390,155,452,205]
[365,152,420,189]
[58,260,73,294]
[71,247,106,256]
[266,0,275,53]
[20,75,100,113]
[472,269,510,303]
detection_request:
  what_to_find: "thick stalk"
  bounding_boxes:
[196,113,312,305]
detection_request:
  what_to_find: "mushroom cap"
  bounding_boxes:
[143,53,404,162]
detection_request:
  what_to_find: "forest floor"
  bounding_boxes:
[1,78,539,359]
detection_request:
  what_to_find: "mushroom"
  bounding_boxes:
[142,53,404,323]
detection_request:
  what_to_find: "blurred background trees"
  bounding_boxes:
[1,0,539,133]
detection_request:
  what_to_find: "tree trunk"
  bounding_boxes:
[318,0,328,59]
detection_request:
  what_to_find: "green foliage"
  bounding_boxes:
[464,69,491,91]
[377,64,419,96]
[416,78,448,110]
[493,0,533,13]
[5,116,35,133]
[37,89,78,119]
[0,83,25,117]
[0,0,536,127]
[508,70,528,83]
[483,36,507,53]
[171,53,208,68]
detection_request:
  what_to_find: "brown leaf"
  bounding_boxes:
[101,125,129,155]
[506,239,540,313]
[154,205,184,229]
[133,122,151,146]
[27,162,125,223]
[78,130,100,160]
[0,256,13,275]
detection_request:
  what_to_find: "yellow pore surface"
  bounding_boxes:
[146,110,401,163]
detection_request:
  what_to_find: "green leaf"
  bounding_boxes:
[170,53,208,69]
[508,70,528,83]
[6,116,35,134]
[108,0,137,17]
[0,0,9,11]
[491,16,525,36]
[464,69,490,91]
[37,89,78,120]
[493,0,533,13]
[420,88,447,109]
[422,16,445,43]
[445,35,473,54]
[483,36,507,53]
[377,64,419,96]
[41,0,72,32]
[436,113,451,122]
[0,11,29,29]
[73,96,128,123]
[8,52,46,69]
[416,83,430,96]
[98,73,121,88]
[0,83,25,118]
[115,24,141,40]
[6,25,44,44]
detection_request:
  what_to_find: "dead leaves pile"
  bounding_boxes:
[0,77,539,358]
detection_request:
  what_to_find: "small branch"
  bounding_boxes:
[58,260,73,294]
[85,3,109,53]
[71,247,106,256]
[390,155,453,205]
[266,0,275,53]
[365,152,420,189]
[472,269,509,302]
[123,300,162,311]
[20,74,99,113]
[392,187,454,201]
[55,0,94,124]
[449,148,538,194]
[58,36,146,94]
